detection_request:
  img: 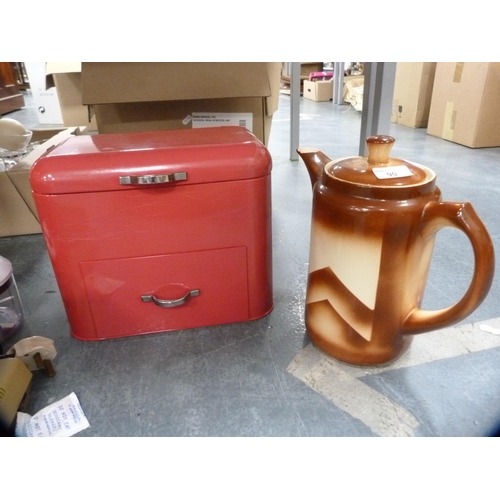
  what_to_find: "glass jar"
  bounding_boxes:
[0,256,24,343]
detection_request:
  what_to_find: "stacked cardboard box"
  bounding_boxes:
[80,63,281,146]
[427,62,500,148]
[45,63,98,130]
[44,63,281,145]
[392,63,436,128]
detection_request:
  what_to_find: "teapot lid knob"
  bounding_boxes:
[366,135,395,164]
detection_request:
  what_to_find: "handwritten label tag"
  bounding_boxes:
[372,165,413,180]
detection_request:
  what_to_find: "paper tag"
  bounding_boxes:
[372,165,413,180]
[191,112,253,132]
[15,392,90,437]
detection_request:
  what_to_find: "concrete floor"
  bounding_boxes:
[2,89,500,437]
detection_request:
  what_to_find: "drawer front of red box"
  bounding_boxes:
[79,247,249,340]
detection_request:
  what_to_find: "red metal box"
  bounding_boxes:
[30,126,273,340]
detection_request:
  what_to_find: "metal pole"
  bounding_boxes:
[333,62,344,104]
[359,62,397,155]
[289,62,300,161]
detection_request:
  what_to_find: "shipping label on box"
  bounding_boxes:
[190,112,253,132]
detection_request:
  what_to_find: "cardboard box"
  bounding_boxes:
[80,63,281,145]
[281,62,324,78]
[0,172,41,236]
[303,79,333,102]
[45,63,98,130]
[24,62,64,125]
[343,76,364,111]
[280,63,324,95]
[0,127,86,237]
[392,62,436,128]
[427,62,500,148]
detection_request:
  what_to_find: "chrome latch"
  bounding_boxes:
[119,172,188,185]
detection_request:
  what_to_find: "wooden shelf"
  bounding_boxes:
[0,62,25,115]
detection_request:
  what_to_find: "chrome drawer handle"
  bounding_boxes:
[141,289,200,308]
[120,172,187,185]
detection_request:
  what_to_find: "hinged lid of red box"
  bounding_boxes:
[30,126,271,195]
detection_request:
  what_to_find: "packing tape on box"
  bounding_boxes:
[443,101,456,141]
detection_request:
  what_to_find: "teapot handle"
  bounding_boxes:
[401,201,495,334]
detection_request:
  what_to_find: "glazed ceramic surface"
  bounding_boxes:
[298,136,495,365]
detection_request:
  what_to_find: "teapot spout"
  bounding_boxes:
[297,147,332,188]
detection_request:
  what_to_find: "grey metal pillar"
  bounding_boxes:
[333,62,344,104]
[359,62,397,155]
[289,62,301,161]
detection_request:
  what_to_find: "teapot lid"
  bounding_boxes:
[326,136,435,188]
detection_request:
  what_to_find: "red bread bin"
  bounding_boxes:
[30,127,273,340]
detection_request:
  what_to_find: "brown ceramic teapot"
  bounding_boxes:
[298,135,495,365]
